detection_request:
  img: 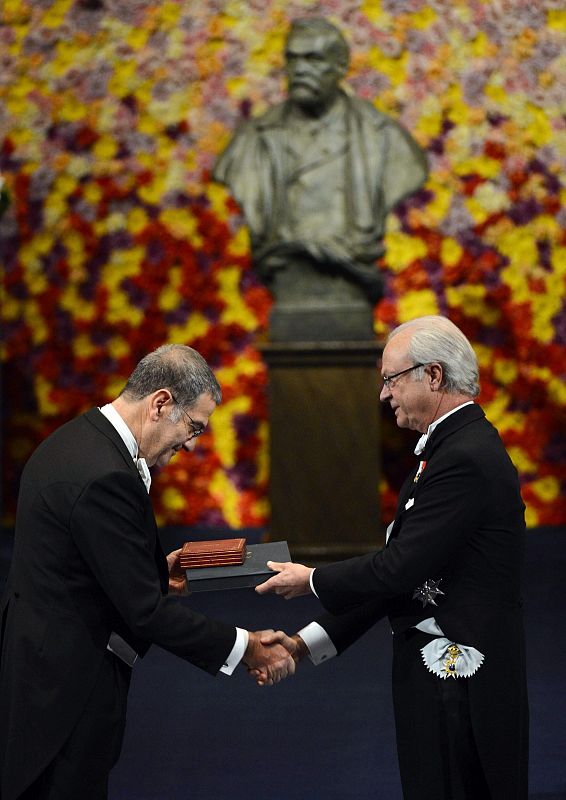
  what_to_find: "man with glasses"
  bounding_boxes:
[0,344,295,800]
[256,315,528,800]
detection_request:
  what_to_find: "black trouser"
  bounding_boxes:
[19,652,131,800]
[392,628,491,800]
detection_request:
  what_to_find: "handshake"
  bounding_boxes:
[242,559,316,686]
[243,629,309,687]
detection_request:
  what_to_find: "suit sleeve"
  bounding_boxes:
[313,447,488,615]
[312,597,389,654]
[68,470,237,675]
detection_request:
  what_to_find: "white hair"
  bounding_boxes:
[388,316,480,397]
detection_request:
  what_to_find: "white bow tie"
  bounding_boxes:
[136,457,151,493]
[414,434,428,456]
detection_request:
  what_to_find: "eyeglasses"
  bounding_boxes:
[170,394,205,441]
[381,364,425,389]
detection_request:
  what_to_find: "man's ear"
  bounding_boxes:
[150,389,172,420]
[428,363,444,390]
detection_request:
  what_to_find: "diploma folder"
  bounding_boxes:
[185,541,291,592]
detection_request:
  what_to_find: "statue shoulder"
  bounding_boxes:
[253,101,289,130]
[344,94,402,131]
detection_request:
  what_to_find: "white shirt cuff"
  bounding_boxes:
[298,622,337,666]
[220,628,248,675]
[309,567,318,597]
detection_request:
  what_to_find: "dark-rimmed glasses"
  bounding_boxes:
[381,364,425,389]
[170,394,205,441]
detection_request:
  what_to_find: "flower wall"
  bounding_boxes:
[1,0,565,529]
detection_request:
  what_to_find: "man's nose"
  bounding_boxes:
[183,439,198,453]
[379,383,390,402]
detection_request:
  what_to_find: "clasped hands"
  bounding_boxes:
[243,629,308,687]
[244,560,314,686]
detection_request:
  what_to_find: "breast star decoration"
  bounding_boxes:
[413,578,444,607]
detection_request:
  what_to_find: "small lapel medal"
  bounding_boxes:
[414,460,427,483]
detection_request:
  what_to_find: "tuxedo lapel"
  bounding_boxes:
[83,408,146,490]
[387,405,485,545]
[422,404,485,461]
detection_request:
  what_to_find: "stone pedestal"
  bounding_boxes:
[259,340,384,560]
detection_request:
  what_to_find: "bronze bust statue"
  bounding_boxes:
[214,18,428,341]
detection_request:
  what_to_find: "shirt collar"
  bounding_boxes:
[99,403,151,492]
[99,403,139,460]
[414,401,474,456]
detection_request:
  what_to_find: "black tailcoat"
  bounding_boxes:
[312,404,528,799]
[0,409,236,800]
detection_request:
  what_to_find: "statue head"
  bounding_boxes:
[284,18,350,113]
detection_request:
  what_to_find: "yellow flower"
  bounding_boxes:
[398,290,439,322]
[384,232,428,272]
[454,156,501,180]
[531,278,562,344]
[493,359,518,386]
[157,1,181,27]
[206,182,232,222]
[228,226,250,258]
[161,486,186,512]
[92,136,118,160]
[73,334,97,359]
[226,76,248,100]
[409,7,437,29]
[209,396,250,469]
[159,208,200,241]
[158,285,180,313]
[440,238,463,267]
[218,267,258,331]
[138,174,167,206]
[168,312,211,343]
[210,471,241,528]
[106,290,144,326]
[530,476,560,503]
[214,364,259,388]
[367,49,409,86]
[361,2,390,25]
[446,285,500,325]
[42,0,74,27]
[108,336,130,359]
[483,392,510,428]
[524,505,539,529]
[548,9,566,32]
[101,247,144,289]
[507,446,537,475]
[105,376,128,400]
[127,207,149,235]
[1,296,21,322]
[108,60,138,98]
[127,27,149,50]
[548,376,566,406]
[84,182,103,204]
[524,104,552,147]
[60,286,96,321]
[35,375,59,416]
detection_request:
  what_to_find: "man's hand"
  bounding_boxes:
[246,631,309,684]
[166,548,189,596]
[243,630,296,687]
[255,561,313,599]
